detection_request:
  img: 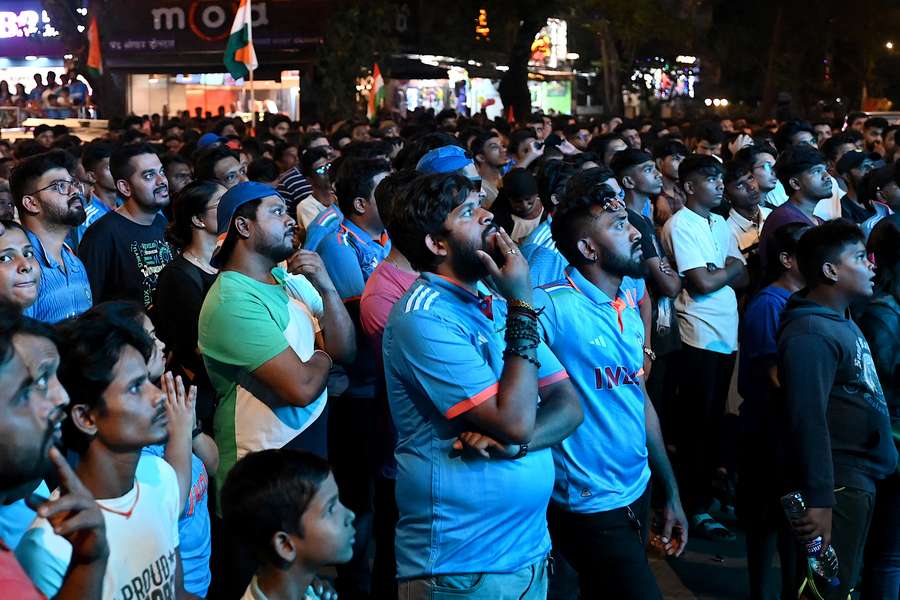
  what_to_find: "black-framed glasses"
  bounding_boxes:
[28,179,83,196]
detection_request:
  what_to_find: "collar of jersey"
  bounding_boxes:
[565,265,626,307]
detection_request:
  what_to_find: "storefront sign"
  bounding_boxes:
[0,2,66,57]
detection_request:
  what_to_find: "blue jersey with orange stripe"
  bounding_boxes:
[303,204,344,252]
[534,266,651,513]
[383,272,568,579]
[317,218,391,301]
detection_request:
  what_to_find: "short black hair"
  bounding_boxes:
[300,147,330,177]
[678,154,723,184]
[0,302,56,371]
[273,141,298,163]
[586,133,626,159]
[797,219,865,286]
[694,121,725,145]
[821,132,857,162]
[508,129,537,155]
[734,143,777,166]
[775,120,816,151]
[268,114,291,131]
[847,111,868,125]
[109,143,159,183]
[299,131,327,151]
[375,169,419,233]
[609,148,653,180]
[81,142,113,172]
[333,157,391,215]
[9,150,72,212]
[33,124,52,138]
[565,166,616,201]
[247,158,280,183]
[764,222,810,283]
[651,138,687,161]
[194,145,240,183]
[470,130,500,159]
[536,160,576,210]
[552,181,619,266]
[161,152,191,173]
[723,158,753,186]
[390,173,473,271]
[864,117,889,131]
[774,144,826,192]
[221,449,331,566]
[57,302,154,455]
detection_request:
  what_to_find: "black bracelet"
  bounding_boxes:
[503,348,541,369]
[512,443,529,460]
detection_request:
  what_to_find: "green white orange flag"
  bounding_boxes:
[224,0,258,80]
[85,14,102,77]
[367,63,384,121]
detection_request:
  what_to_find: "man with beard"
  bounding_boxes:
[534,182,687,599]
[758,145,831,268]
[383,173,582,599]
[10,150,92,323]
[661,155,747,543]
[863,116,888,156]
[78,144,174,308]
[0,305,108,599]
[834,150,877,224]
[198,182,355,596]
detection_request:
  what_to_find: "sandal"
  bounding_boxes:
[690,512,736,542]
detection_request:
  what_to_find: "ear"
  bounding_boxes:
[778,251,793,272]
[821,260,839,283]
[20,193,40,215]
[115,178,131,198]
[550,193,560,206]
[576,237,598,262]
[682,179,695,196]
[190,214,206,230]
[234,216,252,239]
[621,174,636,191]
[424,233,448,259]
[352,196,367,215]
[270,531,297,563]
[70,404,98,438]
[84,171,98,185]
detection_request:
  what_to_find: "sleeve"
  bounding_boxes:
[391,312,506,420]
[161,461,181,546]
[536,339,568,387]
[360,291,395,341]
[628,211,658,259]
[533,287,558,347]
[725,222,746,263]
[857,308,900,397]
[667,220,707,275]
[77,224,110,302]
[530,289,568,387]
[15,521,71,598]
[742,297,782,361]
[199,290,289,371]
[318,236,366,301]
[153,265,205,365]
[284,274,325,321]
[777,332,839,507]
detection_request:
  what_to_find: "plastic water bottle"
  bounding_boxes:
[780,491,840,587]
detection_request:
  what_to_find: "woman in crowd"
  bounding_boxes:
[0,220,40,312]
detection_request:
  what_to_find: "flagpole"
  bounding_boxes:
[248,0,256,136]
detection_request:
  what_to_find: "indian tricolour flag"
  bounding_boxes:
[223,0,258,80]
[367,63,384,121]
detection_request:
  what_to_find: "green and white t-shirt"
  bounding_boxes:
[199,267,326,499]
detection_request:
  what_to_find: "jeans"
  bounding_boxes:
[398,556,548,600]
[547,486,661,599]
[862,473,900,599]
[797,486,875,600]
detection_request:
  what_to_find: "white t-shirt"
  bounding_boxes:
[726,205,771,257]
[813,174,844,221]
[761,180,789,208]
[16,454,181,600]
[662,206,744,354]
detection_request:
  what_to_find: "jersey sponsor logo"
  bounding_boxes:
[594,365,641,390]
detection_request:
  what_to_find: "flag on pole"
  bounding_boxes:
[367,63,384,121]
[85,14,102,77]
[224,0,258,80]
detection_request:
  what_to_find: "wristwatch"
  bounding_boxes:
[642,346,656,361]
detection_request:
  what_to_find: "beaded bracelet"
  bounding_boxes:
[503,347,541,369]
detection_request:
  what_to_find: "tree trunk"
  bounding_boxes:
[498,8,552,122]
[595,20,622,115]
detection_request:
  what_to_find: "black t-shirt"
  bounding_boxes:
[626,208,658,260]
[840,194,872,224]
[78,211,173,308]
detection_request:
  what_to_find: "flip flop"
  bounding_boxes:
[691,512,736,542]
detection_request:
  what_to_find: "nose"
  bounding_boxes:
[629,223,642,243]
[478,207,493,224]
[15,254,32,273]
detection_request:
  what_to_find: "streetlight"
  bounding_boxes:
[887,41,895,50]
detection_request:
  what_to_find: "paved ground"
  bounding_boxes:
[651,528,755,599]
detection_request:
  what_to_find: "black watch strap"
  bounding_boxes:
[512,443,529,460]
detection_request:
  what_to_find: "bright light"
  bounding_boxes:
[148,78,159,84]
[836,97,842,103]
[495,65,509,72]
[76,25,85,32]
[713,99,721,107]
[676,55,697,64]
[63,54,72,59]
[704,98,712,106]
[721,99,729,107]
[887,41,895,50]
[566,52,580,60]
[25,55,37,61]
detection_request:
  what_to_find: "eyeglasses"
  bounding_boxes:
[314,163,331,176]
[28,179,83,196]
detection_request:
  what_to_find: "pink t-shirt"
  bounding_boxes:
[360,261,418,361]
[0,539,44,599]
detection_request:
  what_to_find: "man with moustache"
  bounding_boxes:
[0,305,108,599]
[10,150,92,323]
[78,144,174,307]
[383,173,582,599]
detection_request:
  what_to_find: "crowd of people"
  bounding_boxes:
[0,101,898,600]
[0,69,91,125]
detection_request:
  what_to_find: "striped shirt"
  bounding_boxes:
[276,167,313,215]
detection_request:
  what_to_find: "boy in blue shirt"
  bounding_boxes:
[384,172,582,599]
[534,181,687,598]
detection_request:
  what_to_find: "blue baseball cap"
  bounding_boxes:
[416,144,474,174]
[210,181,282,268]
[198,132,227,150]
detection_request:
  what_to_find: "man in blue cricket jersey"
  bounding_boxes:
[315,156,392,598]
[383,172,583,599]
[534,181,687,598]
